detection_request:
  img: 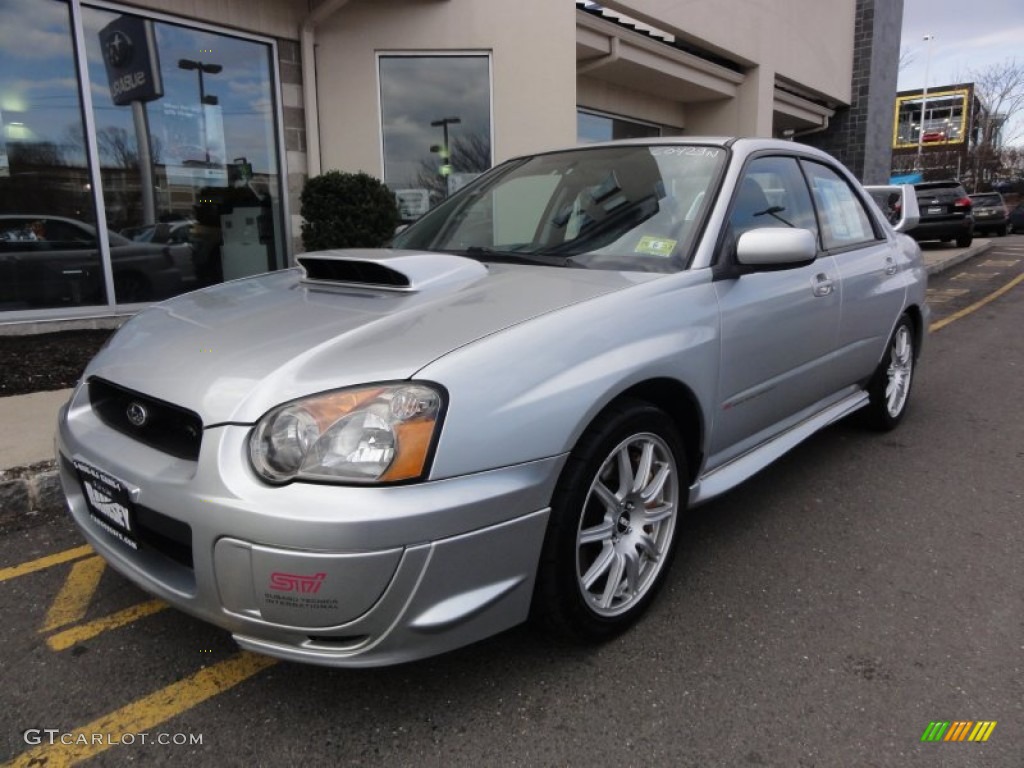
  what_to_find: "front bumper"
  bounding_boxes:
[56,384,564,667]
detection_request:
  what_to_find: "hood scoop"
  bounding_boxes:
[298,249,488,293]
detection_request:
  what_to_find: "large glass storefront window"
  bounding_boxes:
[893,89,969,149]
[379,54,491,220]
[0,0,101,311]
[82,6,285,303]
[0,0,286,317]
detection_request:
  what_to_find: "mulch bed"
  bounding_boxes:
[0,330,114,397]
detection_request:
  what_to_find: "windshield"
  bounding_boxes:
[392,144,727,272]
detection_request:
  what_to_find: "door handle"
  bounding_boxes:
[812,273,834,297]
[884,256,898,275]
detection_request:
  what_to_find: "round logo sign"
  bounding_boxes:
[126,401,149,428]
[104,30,134,68]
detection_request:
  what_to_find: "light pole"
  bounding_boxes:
[430,116,461,192]
[915,34,935,171]
[178,59,222,164]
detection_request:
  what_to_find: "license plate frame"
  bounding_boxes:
[926,206,943,215]
[74,458,138,550]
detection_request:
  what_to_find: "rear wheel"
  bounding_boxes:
[955,232,973,248]
[533,400,686,641]
[864,315,915,431]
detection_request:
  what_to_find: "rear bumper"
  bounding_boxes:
[908,217,973,242]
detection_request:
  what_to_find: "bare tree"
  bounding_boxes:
[966,58,1024,189]
[898,47,916,73]
[969,58,1024,145]
[415,132,492,204]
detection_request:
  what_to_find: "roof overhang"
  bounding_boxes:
[576,10,742,103]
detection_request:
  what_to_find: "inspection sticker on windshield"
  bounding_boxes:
[635,236,676,256]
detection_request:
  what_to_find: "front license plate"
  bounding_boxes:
[74,459,138,549]
[927,206,942,214]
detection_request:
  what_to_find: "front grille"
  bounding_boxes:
[88,378,203,461]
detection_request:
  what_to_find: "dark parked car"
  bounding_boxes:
[968,192,1008,236]
[0,215,195,308]
[906,180,974,247]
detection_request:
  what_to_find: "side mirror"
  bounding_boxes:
[736,227,817,268]
[865,184,920,233]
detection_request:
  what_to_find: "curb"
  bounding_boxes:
[925,240,992,276]
[0,460,63,523]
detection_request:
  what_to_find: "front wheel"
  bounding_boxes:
[864,315,915,431]
[533,400,686,641]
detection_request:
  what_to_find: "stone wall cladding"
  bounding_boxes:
[277,39,306,259]
[805,0,904,183]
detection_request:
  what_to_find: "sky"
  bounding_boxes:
[897,0,1022,92]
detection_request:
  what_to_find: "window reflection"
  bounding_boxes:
[0,0,102,310]
[577,110,660,144]
[379,55,492,218]
[82,5,284,302]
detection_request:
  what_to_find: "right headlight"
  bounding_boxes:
[249,382,445,484]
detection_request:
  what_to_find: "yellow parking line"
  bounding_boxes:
[4,652,278,767]
[0,545,93,584]
[46,600,168,651]
[40,556,107,633]
[931,272,1024,332]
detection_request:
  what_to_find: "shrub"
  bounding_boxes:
[300,171,399,251]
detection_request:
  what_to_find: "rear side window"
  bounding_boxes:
[802,161,879,250]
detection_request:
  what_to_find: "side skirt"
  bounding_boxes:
[688,390,869,507]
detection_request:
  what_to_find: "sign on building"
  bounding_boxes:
[99,16,164,106]
[395,189,431,220]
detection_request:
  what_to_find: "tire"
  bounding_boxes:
[864,315,915,431]
[533,399,686,642]
[955,232,973,248]
[998,225,1007,237]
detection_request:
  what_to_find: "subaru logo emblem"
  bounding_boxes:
[126,401,149,427]
[104,30,133,68]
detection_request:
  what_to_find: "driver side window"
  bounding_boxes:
[729,156,818,241]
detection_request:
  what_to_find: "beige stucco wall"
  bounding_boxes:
[603,0,855,106]
[314,0,577,176]
[577,76,687,132]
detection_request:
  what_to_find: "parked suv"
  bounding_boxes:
[968,192,1008,236]
[907,180,974,247]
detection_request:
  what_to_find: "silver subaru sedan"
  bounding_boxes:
[56,138,927,667]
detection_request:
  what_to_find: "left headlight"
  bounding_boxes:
[249,382,445,484]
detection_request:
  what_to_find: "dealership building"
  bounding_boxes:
[0,0,902,330]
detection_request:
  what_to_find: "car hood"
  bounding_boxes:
[84,250,655,425]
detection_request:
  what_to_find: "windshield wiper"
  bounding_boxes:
[451,246,577,268]
[754,205,793,227]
